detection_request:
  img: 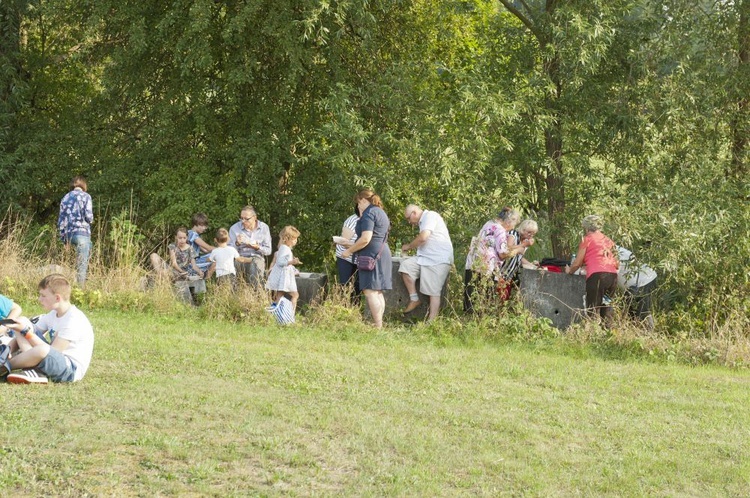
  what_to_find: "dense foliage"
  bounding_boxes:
[1,0,748,331]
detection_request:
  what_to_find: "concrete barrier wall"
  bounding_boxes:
[384,257,430,318]
[351,257,447,320]
[295,272,328,307]
[174,279,207,305]
[203,264,583,328]
[294,256,458,319]
[295,262,436,318]
[519,268,586,329]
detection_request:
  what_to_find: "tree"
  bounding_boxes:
[491,0,649,256]
[0,0,28,198]
[730,0,749,183]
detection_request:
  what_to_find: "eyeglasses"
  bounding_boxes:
[240,216,256,221]
[404,211,415,221]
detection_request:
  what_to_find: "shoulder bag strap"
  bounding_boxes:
[374,225,390,261]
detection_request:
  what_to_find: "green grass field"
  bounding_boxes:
[2,308,749,496]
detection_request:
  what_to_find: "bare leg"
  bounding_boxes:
[149,253,171,279]
[428,295,441,321]
[364,289,385,328]
[289,291,299,311]
[13,333,33,353]
[9,343,51,370]
[402,272,417,295]
[401,272,422,312]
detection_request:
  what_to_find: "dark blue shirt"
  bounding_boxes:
[58,188,93,241]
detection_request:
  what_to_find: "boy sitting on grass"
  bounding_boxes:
[0,274,94,385]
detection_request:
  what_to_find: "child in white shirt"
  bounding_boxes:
[265,226,302,311]
[207,228,256,289]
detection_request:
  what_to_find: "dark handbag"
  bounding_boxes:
[356,226,390,271]
[356,255,377,271]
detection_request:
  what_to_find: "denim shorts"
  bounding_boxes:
[38,348,77,383]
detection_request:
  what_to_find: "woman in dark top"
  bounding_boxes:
[341,189,392,328]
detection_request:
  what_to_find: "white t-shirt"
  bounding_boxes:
[209,246,241,277]
[34,305,94,381]
[416,210,454,266]
[617,246,657,289]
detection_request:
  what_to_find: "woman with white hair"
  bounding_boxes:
[463,206,521,313]
[565,215,619,323]
[497,219,538,300]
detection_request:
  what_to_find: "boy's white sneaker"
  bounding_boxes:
[7,369,49,385]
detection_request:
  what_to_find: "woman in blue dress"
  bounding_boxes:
[341,189,392,328]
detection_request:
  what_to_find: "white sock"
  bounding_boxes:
[410,294,419,301]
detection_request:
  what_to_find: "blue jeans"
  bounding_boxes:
[195,253,212,272]
[336,257,360,304]
[69,234,92,286]
[236,256,266,287]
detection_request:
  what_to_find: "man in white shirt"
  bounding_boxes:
[228,205,272,286]
[399,205,454,320]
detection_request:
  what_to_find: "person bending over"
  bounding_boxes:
[399,204,454,321]
[565,215,619,325]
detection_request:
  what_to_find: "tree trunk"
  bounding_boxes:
[543,49,568,258]
[497,0,569,257]
[545,125,566,257]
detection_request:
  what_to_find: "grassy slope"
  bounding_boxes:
[2,308,749,496]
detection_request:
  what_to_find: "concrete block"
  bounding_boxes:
[519,268,586,329]
[174,278,206,305]
[386,257,448,319]
[295,272,328,307]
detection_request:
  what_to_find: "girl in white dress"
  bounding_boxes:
[265,226,302,310]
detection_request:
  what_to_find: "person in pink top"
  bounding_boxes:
[565,215,619,323]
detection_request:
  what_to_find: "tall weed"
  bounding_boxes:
[0,209,67,296]
[304,281,366,331]
[198,282,276,325]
